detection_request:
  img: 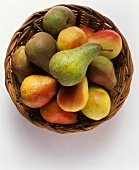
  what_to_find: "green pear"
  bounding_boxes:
[87,55,117,90]
[82,84,111,120]
[25,32,57,74]
[49,42,103,86]
[11,46,44,83]
[43,6,76,39]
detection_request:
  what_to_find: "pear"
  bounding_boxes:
[88,29,122,59]
[25,32,57,74]
[82,84,111,120]
[40,97,78,125]
[43,6,76,39]
[11,46,44,83]
[49,42,103,86]
[20,75,58,108]
[57,76,88,112]
[57,26,87,51]
[77,25,95,39]
[87,55,117,90]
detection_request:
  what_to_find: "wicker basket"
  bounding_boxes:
[5,4,133,134]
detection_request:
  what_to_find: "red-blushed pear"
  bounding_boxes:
[77,25,95,39]
[57,76,88,112]
[20,75,58,108]
[88,29,122,59]
[40,97,78,125]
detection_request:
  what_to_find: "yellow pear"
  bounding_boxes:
[57,76,88,112]
[82,84,111,120]
[57,26,87,51]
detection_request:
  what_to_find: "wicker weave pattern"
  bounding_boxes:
[4,4,133,133]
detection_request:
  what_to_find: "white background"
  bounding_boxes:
[1,0,139,170]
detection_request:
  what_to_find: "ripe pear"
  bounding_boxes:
[40,97,78,125]
[11,46,44,83]
[25,32,57,74]
[20,75,58,108]
[57,76,88,112]
[82,84,111,120]
[77,25,95,39]
[87,55,117,90]
[57,26,87,51]
[43,6,76,39]
[88,29,122,59]
[49,42,103,86]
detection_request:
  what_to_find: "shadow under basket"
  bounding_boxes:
[4,4,134,134]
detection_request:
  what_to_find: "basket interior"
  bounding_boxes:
[5,4,133,133]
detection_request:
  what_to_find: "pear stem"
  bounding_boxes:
[101,48,113,52]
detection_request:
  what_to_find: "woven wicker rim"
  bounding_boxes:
[4,4,133,134]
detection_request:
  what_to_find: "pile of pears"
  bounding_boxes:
[12,6,122,125]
